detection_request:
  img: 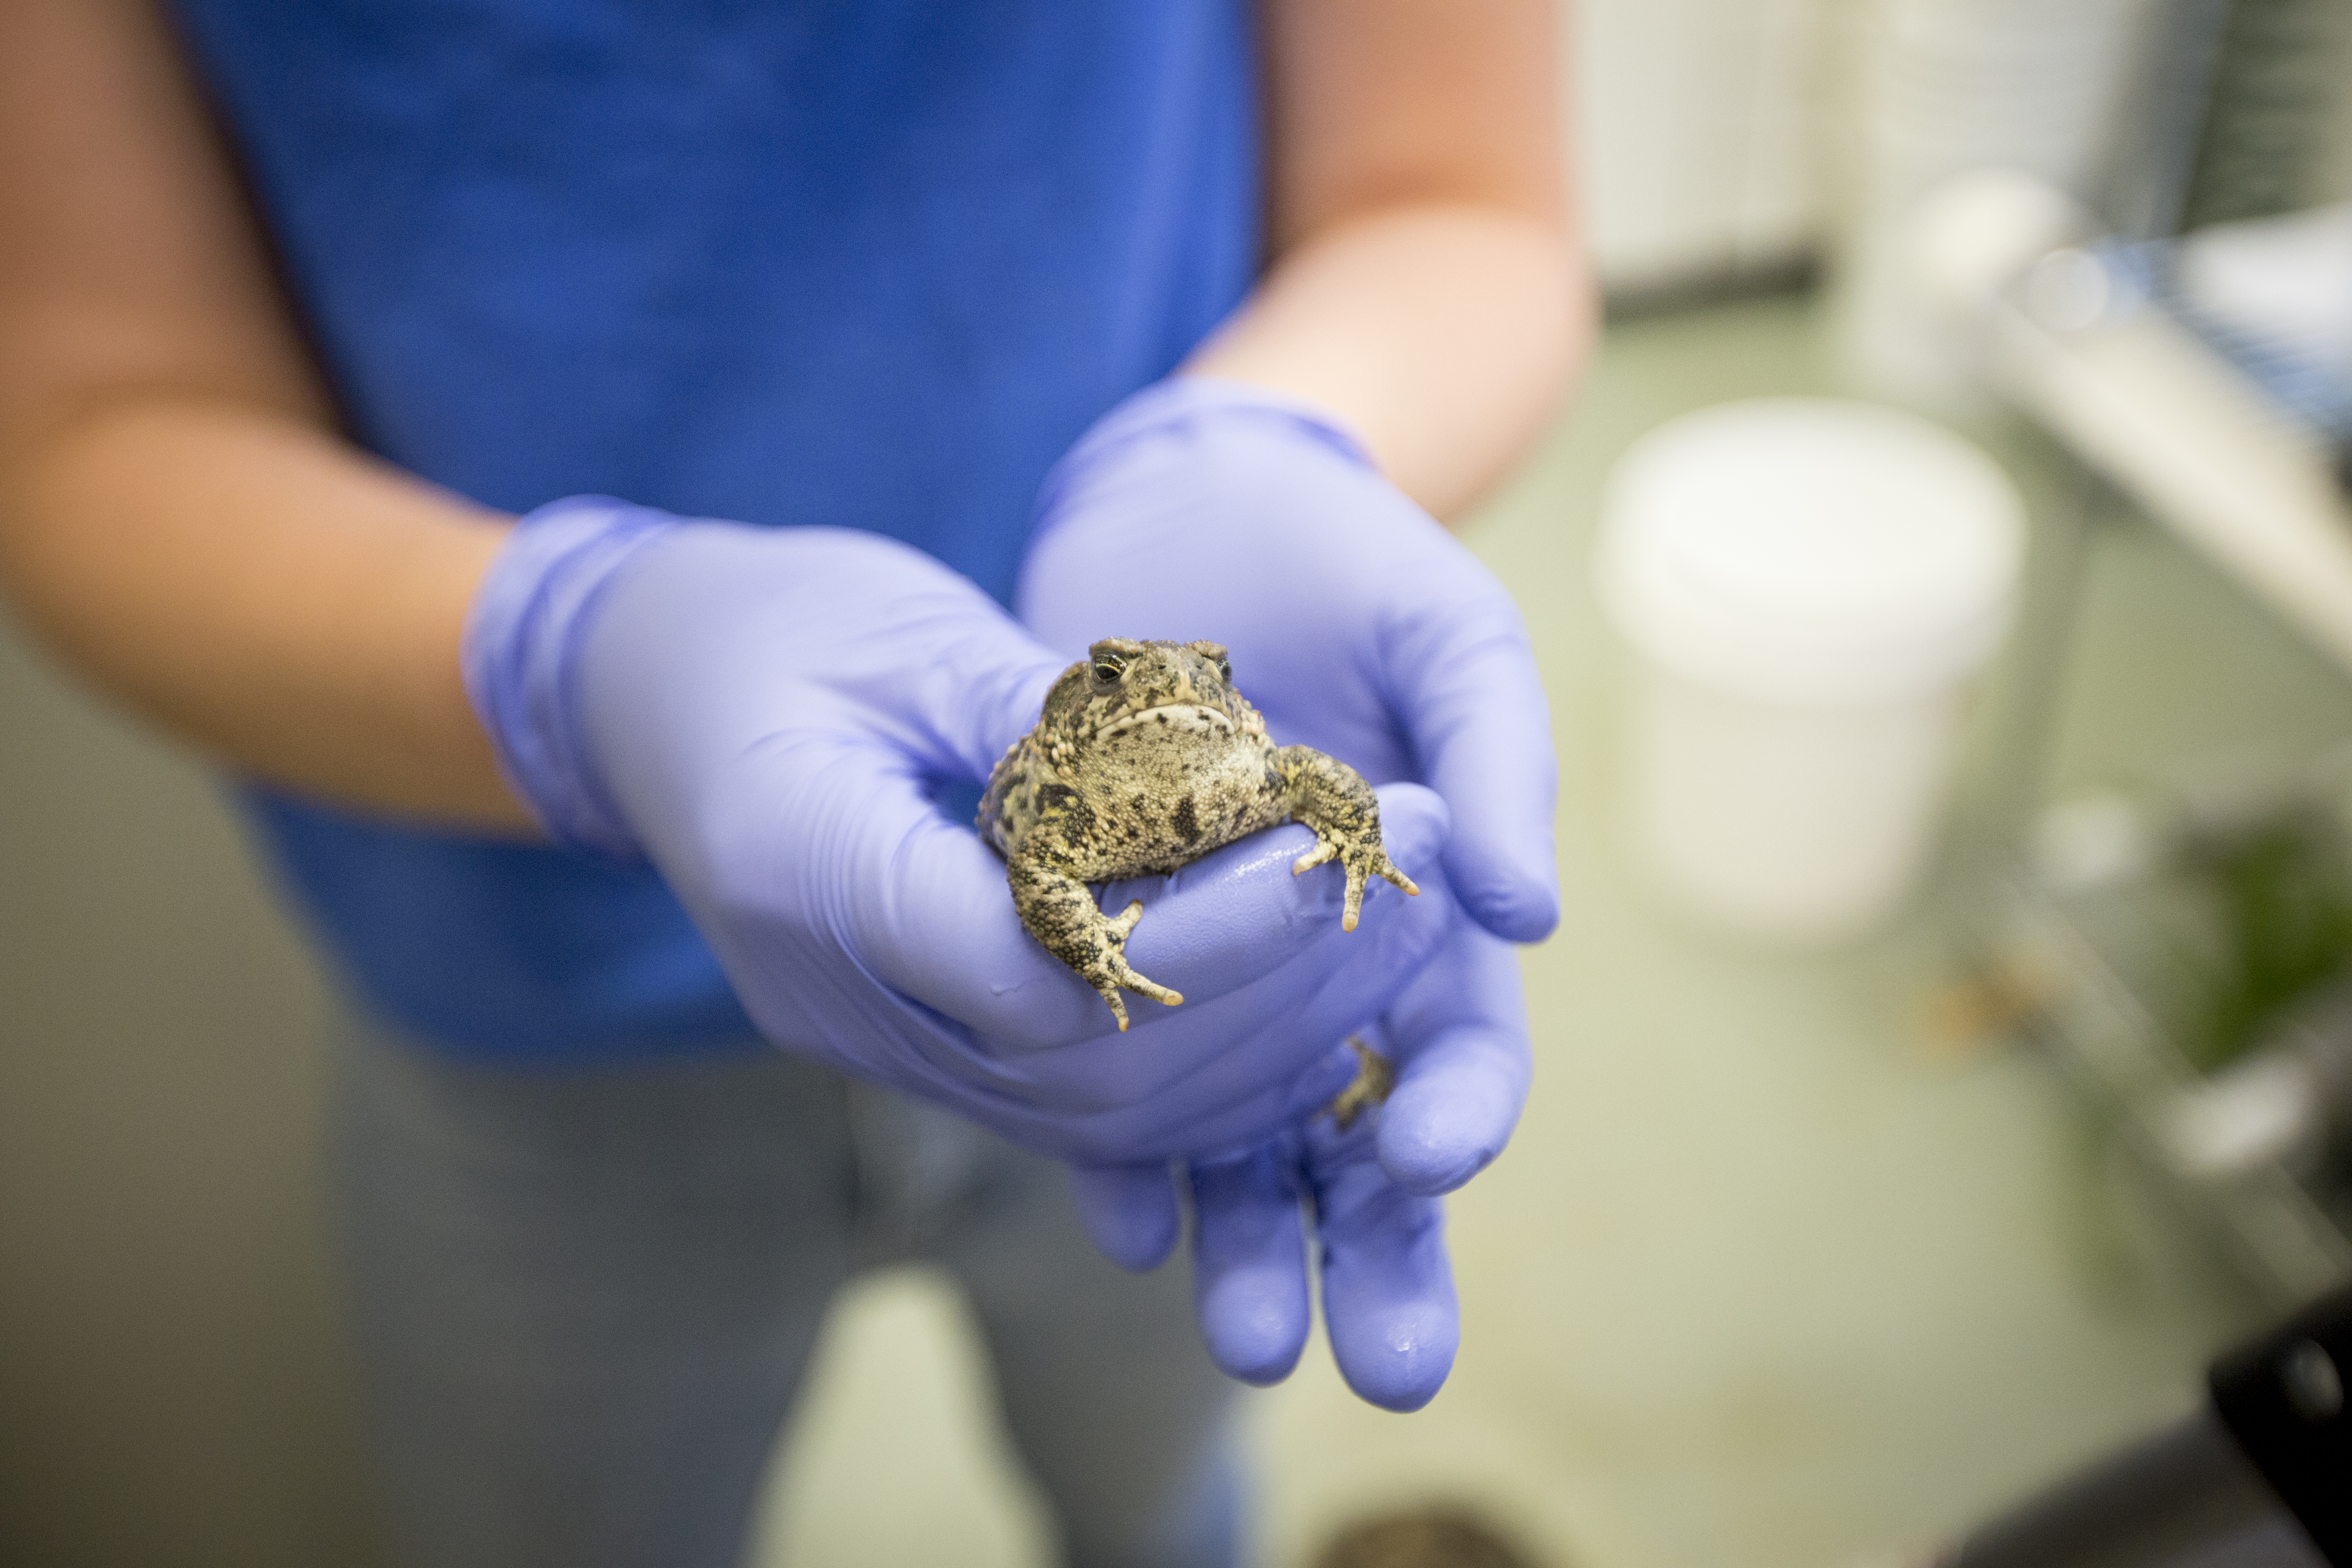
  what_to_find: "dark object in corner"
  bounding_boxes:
[1313,1506,1543,1568]
[1934,1281,2352,1567]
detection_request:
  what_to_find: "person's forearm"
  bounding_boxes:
[0,394,530,829]
[1185,203,1593,521]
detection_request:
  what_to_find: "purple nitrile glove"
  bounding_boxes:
[1072,921,1528,1411]
[1021,376,1550,1407]
[461,497,1459,1164]
[1022,376,1559,946]
[1187,924,1528,1411]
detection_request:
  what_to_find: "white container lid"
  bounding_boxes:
[1597,399,2025,706]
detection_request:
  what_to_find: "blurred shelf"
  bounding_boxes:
[1979,255,2352,681]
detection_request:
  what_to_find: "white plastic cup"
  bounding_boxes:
[1596,399,2026,944]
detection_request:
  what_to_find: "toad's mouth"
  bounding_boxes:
[1090,704,1236,742]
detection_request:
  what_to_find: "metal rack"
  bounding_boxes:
[1993,859,2352,1306]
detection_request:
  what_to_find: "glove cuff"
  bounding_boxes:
[1032,375,1377,527]
[461,495,679,858]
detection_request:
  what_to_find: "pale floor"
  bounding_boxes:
[8,294,2352,1567]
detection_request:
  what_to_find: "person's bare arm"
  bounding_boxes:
[0,0,530,829]
[1186,0,1592,520]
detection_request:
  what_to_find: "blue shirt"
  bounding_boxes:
[168,0,1261,1060]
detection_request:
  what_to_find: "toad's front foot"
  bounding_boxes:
[1273,745,1420,930]
[1291,831,1420,932]
[1081,899,1185,1031]
[1009,860,1183,1031]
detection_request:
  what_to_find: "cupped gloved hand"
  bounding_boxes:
[1021,375,1559,948]
[1071,921,1529,1411]
[462,497,1459,1164]
[1022,376,1550,1405]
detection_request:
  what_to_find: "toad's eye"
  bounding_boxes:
[1213,655,1232,684]
[1091,653,1128,684]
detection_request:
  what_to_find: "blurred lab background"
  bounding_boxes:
[7,1,2352,1564]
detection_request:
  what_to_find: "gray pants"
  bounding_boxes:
[331,1021,1240,1568]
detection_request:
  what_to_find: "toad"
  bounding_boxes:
[978,637,1417,1048]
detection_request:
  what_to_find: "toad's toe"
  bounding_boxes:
[1076,909,1182,1028]
[1336,843,1419,932]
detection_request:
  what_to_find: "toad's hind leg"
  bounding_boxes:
[1008,855,1183,1031]
[1272,746,1419,931]
[1325,1036,1396,1131]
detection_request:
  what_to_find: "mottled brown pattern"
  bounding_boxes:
[979,639,1416,1119]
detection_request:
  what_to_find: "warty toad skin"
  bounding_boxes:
[978,637,1417,1033]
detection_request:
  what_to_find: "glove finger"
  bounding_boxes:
[1307,1123,1459,1413]
[1067,1162,1180,1272]
[1382,604,1559,944]
[866,784,1448,1071]
[1376,926,1533,1196]
[1004,863,1455,1156]
[1114,1039,1363,1166]
[720,756,1425,1089]
[775,796,1450,1158]
[985,1035,1358,1168]
[1113,784,1445,1010]
[1188,1141,1310,1386]
[680,695,1448,1125]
